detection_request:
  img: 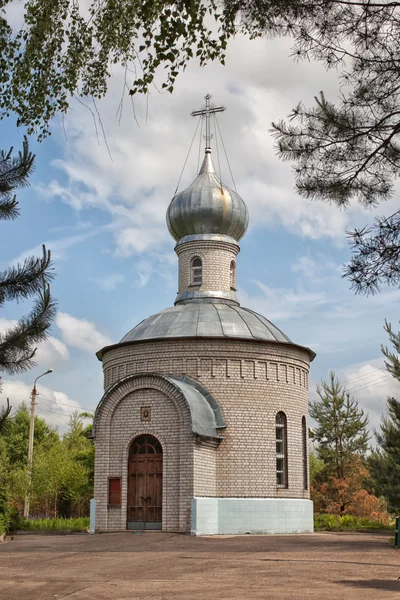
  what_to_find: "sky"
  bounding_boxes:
[1,21,400,437]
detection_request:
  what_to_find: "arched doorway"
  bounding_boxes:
[127,434,163,530]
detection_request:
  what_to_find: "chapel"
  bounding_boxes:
[93,95,316,535]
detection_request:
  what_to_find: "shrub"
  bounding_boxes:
[314,514,339,530]
[338,515,358,529]
[314,513,393,531]
[15,517,89,532]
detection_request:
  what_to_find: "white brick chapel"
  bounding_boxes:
[92,96,315,535]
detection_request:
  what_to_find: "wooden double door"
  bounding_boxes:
[127,435,163,530]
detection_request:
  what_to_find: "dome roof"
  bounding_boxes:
[94,301,314,360]
[119,302,288,344]
[96,301,314,359]
[167,151,249,243]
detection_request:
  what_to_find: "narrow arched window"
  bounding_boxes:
[191,257,202,285]
[276,412,288,488]
[302,416,308,490]
[230,260,236,289]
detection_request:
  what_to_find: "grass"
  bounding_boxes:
[15,517,89,532]
[5,513,394,535]
[314,513,393,531]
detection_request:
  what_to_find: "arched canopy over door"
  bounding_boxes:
[127,434,162,530]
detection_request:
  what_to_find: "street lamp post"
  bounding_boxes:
[23,369,53,519]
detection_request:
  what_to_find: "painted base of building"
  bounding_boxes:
[191,497,314,535]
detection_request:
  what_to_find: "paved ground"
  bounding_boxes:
[1,531,400,599]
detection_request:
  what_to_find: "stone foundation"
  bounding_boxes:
[191,498,314,535]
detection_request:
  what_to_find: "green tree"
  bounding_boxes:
[0,434,13,529]
[0,406,95,525]
[1,138,55,526]
[3,403,59,470]
[0,398,11,435]
[310,371,370,479]
[0,137,56,382]
[382,320,400,382]
[0,404,59,528]
[64,412,94,491]
[32,441,88,517]
[58,412,94,517]
[370,321,400,511]
[370,401,400,513]
[309,451,325,487]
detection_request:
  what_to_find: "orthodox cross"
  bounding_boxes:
[191,94,226,150]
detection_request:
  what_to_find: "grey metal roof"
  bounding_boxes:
[119,302,291,344]
[166,150,249,242]
[96,301,315,360]
[92,374,226,440]
[165,375,226,439]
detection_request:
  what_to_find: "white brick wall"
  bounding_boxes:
[176,239,239,295]
[94,375,193,532]
[95,337,312,532]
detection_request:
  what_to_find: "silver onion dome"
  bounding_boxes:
[167,150,249,243]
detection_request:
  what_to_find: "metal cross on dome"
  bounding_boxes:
[191,94,226,150]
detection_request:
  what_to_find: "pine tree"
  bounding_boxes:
[0,399,11,435]
[382,320,400,382]
[310,371,370,480]
[0,137,56,382]
[369,321,400,511]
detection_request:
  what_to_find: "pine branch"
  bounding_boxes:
[0,245,53,307]
[0,135,35,221]
[0,137,56,378]
[344,211,400,293]
[0,195,19,220]
[0,284,57,375]
[0,136,35,193]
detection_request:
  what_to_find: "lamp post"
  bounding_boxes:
[23,369,53,519]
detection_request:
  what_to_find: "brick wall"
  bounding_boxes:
[193,438,218,496]
[175,240,239,295]
[97,336,311,527]
[94,375,193,532]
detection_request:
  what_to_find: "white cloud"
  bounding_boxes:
[34,335,70,366]
[48,220,93,234]
[240,280,328,321]
[0,318,69,368]
[33,33,377,263]
[0,379,84,432]
[92,273,125,291]
[343,363,400,425]
[291,255,341,279]
[307,360,400,436]
[134,260,153,288]
[114,226,169,256]
[7,230,99,266]
[237,250,400,405]
[56,312,112,353]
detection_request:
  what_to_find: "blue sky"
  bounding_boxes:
[1,33,400,434]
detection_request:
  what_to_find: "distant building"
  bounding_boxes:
[93,96,315,534]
